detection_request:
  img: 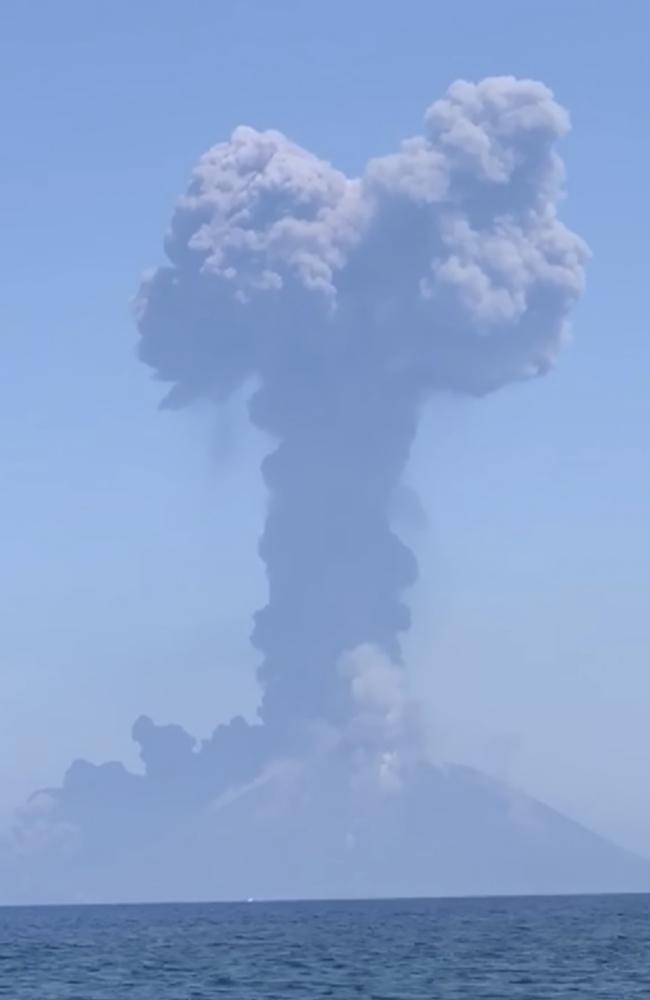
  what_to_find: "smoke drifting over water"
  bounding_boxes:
[135,76,587,732]
[4,78,608,904]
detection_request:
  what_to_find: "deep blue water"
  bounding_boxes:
[1,895,649,998]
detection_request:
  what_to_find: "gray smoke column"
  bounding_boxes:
[134,77,588,732]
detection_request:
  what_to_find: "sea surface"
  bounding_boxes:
[1,894,649,998]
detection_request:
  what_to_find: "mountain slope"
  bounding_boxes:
[4,754,647,904]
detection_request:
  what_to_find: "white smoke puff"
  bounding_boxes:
[340,644,425,791]
[342,643,409,727]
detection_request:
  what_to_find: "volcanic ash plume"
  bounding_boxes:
[134,76,588,734]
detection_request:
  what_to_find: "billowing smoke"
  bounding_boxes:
[135,76,587,732]
[2,78,598,904]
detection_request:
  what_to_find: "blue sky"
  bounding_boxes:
[1,1,648,852]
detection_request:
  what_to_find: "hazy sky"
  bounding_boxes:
[1,1,648,855]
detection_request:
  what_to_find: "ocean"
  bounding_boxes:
[1,894,649,998]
